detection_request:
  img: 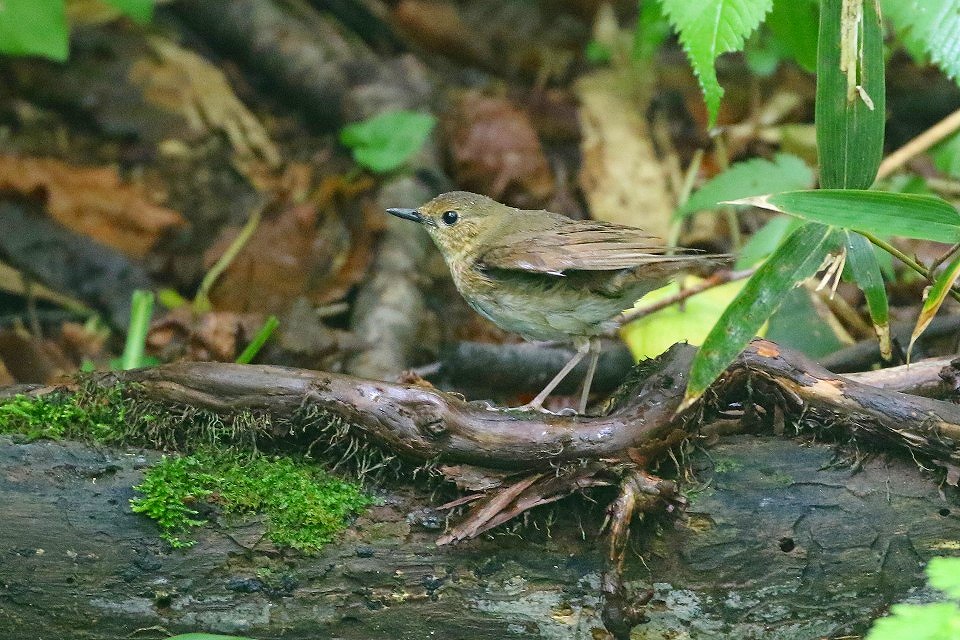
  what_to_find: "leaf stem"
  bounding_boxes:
[861,231,960,303]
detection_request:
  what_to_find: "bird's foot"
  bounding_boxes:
[511,402,578,416]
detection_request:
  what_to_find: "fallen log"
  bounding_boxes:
[2,338,960,639]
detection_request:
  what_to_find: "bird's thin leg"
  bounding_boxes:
[577,338,601,414]
[520,338,591,411]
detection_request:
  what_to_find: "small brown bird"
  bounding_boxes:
[388,191,725,413]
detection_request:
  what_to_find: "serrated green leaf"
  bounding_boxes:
[103,0,153,24]
[816,0,885,189]
[739,190,960,243]
[661,0,773,127]
[339,110,436,174]
[735,215,803,268]
[684,223,838,405]
[765,0,819,72]
[678,153,814,218]
[0,0,68,61]
[908,252,960,362]
[866,602,960,640]
[882,0,960,84]
[927,557,960,600]
[845,231,891,360]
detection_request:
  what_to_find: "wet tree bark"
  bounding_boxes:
[2,339,960,639]
[0,433,957,640]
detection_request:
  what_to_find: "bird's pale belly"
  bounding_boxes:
[453,266,664,342]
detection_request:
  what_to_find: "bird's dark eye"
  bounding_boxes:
[441,210,459,225]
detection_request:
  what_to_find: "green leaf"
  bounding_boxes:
[908,252,960,362]
[632,0,671,62]
[339,110,436,174]
[743,30,782,77]
[120,290,155,370]
[765,0,819,72]
[621,276,752,359]
[867,603,960,640]
[585,40,613,64]
[735,215,803,268]
[845,231,891,360]
[678,153,814,218]
[235,315,279,364]
[882,0,960,84]
[166,633,256,640]
[766,288,846,357]
[103,0,153,24]
[927,557,960,599]
[660,0,773,127]
[684,223,839,405]
[816,0,885,189]
[0,0,68,61]
[738,190,960,243]
[932,131,960,179]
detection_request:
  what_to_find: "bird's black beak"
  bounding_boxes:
[386,207,422,223]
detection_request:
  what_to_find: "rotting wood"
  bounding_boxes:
[6,337,960,639]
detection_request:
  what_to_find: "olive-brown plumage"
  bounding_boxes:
[388,191,725,413]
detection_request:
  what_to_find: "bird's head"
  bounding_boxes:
[387,191,509,261]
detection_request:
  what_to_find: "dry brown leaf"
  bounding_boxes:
[444,91,553,208]
[576,69,674,239]
[148,307,265,362]
[130,36,281,168]
[59,322,108,365]
[204,177,377,313]
[0,155,185,258]
[0,329,75,384]
[0,359,12,386]
[392,0,494,68]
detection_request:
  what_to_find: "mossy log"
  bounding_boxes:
[1,433,958,640]
[2,338,960,639]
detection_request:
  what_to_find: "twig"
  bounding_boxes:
[929,242,960,276]
[613,267,757,328]
[712,137,743,250]
[876,107,960,179]
[666,149,704,249]
[811,284,873,340]
[861,231,960,303]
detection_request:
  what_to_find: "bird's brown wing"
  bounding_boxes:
[477,217,703,273]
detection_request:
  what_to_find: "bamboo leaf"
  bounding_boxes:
[908,253,960,362]
[683,223,839,407]
[732,190,960,243]
[735,215,803,268]
[677,153,814,218]
[845,231,891,360]
[816,0,885,189]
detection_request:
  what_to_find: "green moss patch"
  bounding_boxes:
[130,451,372,551]
[0,389,127,442]
[0,390,373,553]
